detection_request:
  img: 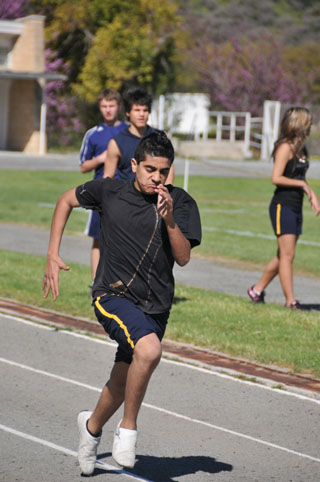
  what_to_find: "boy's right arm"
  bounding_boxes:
[103,139,121,178]
[80,151,106,174]
[42,188,80,301]
[79,132,106,174]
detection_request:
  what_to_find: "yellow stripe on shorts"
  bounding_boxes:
[95,297,135,349]
[276,203,281,235]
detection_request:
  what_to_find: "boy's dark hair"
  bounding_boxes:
[134,131,174,165]
[98,89,121,104]
[123,87,152,113]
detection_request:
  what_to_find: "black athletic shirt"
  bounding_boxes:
[271,147,309,208]
[75,178,202,314]
[113,125,156,180]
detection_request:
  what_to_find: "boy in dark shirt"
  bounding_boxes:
[79,89,127,280]
[42,131,201,475]
[104,86,174,184]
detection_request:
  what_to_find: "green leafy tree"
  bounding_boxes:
[75,0,181,101]
[285,42,320,102]
[32,0,182,101]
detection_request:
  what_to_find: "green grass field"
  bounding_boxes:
[0,169,319,378]
[0,170,319,275]
[1,249,319,378]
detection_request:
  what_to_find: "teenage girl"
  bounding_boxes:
[248,107,320,308]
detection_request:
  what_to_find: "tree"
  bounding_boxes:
[285,42,320,103]
[177,0,320,46]
[32,0,182,101]
[0,0,30,19]
[75,0,180,102]
[177,1,320,114]
[190,32,304,115]
[45,49,84,147]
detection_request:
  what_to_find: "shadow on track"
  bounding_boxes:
[91,452,233,480]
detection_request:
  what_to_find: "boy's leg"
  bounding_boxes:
[112,333,162,468]
[88,361,129,435]
[121,333,162,430]
[77,361,129,475]
[92,297,167,468]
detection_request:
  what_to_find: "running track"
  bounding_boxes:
[1,313,319,481]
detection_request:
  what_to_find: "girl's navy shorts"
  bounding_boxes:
[269,202,302,237]
[93,295,169,364]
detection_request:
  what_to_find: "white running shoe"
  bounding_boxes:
[112,421,137,468]
[77,411,101,475]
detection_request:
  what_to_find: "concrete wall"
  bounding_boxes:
[11,16,45,72]
[1,15,46,153]
[7,79,42,153]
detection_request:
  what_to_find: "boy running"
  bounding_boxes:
[42,131,201,475]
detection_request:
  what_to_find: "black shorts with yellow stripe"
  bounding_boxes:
[94,295,169,364]
[269,201,302,237]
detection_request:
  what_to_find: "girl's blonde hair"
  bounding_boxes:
[272,107,312,159]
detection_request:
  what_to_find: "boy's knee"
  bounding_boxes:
[134,334,162,368]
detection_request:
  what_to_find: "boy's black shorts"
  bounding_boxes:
[94,295,169,364]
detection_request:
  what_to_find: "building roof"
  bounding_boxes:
[0,19,24,36]
[0,70,66,81]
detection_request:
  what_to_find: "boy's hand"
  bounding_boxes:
[42,255,70,301]
[95,151,107,164]
[155,184,173,221]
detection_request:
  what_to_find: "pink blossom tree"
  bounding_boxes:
[0,0,29,19]
[45,49,84,147]
[191,32,304,116]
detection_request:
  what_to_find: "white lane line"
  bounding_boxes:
[0,313,117,347]
[61,329,117,347]
[0,357,100,392]
[62,330,320,405]
[0,312,55,330]
[2,314,319,405]
[201,208,316,217]
[1,357,319,464]
[160,358,320,405]
[141,403,320,463]
[203,226,320,247]
[201,209,247,214]
[0,424,153,482]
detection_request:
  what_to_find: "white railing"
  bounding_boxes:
[260,101,281,161]
[203,111,252,157]
[249,117,264,149]
[151,96,280,161]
